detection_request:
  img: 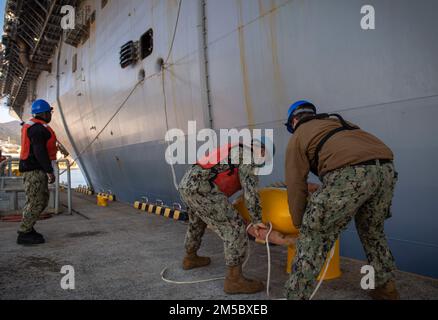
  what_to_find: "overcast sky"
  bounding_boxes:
[0,0,17,123]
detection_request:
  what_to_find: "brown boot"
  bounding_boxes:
[224,264,264,294]
[182,251,211,270]
[369,280,400,300]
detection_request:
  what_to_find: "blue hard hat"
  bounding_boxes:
[285,100,316,134]
[31,99,52,114]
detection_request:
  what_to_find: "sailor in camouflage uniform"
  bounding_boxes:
[179,138,272,295]
[17,100,57,245]
[284,101,399,300]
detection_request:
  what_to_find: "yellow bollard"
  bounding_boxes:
[97,194,108,207]
[234,188,299,236]
[12,169,22,176]
[233,187,341,281]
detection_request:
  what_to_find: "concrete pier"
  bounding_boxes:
[1,192,437,300]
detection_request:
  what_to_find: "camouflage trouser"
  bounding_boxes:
[19,170,50,233]
[180,187,248,267]
[285,162,398,300]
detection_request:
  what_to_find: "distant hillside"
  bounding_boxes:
[0,121,21,144]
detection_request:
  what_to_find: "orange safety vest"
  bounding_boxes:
[197,143,242,197]
[20,118,58,161]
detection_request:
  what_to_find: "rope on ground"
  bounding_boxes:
[309,245,335,300]
[160,222,274,297]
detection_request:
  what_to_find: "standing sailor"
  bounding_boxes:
[284,100,399,300]
[17,99,57,245]
[179,137,273,294]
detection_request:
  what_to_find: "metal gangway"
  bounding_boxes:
[0,157,72,215]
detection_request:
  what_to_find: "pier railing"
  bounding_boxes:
[0,157,72,215]
[55,159,72,215]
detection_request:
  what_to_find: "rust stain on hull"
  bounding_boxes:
[237,0,255,129]
[268,0,287,119]
[258,0,266,16]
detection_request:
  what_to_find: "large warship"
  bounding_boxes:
[1,0,437,278]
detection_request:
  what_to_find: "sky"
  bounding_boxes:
[0,0,17,123]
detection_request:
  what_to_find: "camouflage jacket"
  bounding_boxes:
[179,145,262,224]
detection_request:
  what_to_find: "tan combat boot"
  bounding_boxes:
[182,250,211,270]
[369,280,400,300]
[223,264,264,294]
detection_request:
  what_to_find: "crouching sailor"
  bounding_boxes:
[178,137,274,294]
[17,99,57,245]
[284,100,399,300]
